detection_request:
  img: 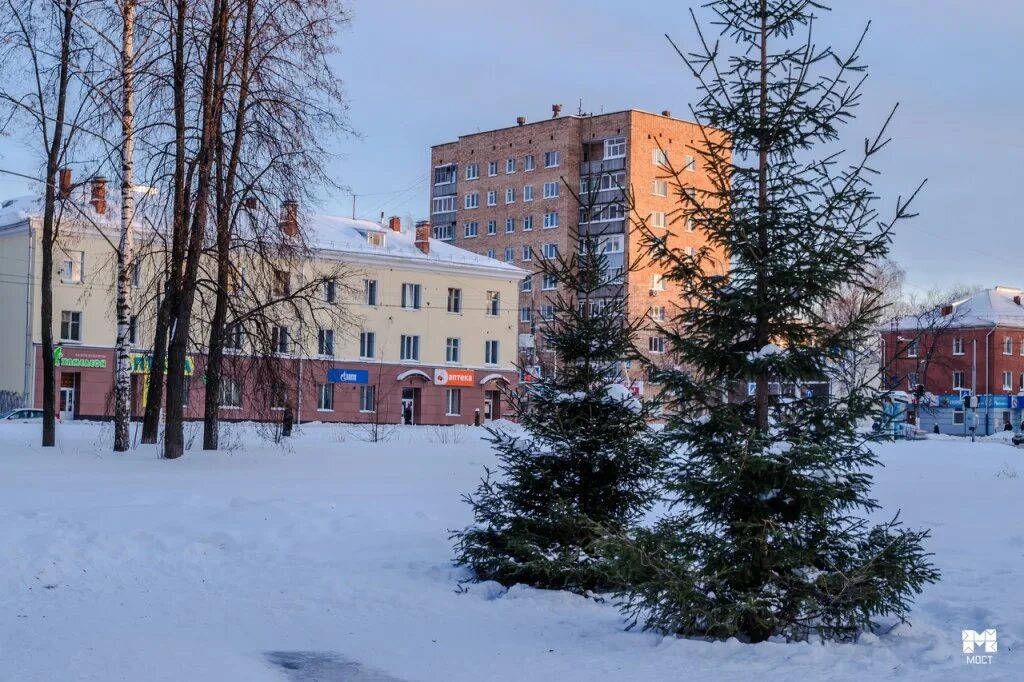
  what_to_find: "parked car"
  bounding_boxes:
[0,408,44,423]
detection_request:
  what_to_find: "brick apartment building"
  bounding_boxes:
[429,106,728,395]
[882,286,1024,434]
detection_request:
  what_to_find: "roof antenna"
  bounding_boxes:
[577,98,583,116]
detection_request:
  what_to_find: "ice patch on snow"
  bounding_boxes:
[265,651,405,681]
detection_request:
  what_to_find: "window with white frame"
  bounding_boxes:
[522,245,532,260]
[1003,371,1013,390]
[322,279,337,303]
[649,336,665,353]
[650,211,667,228]
[359,331,375,359]
[317,384,334,411]
[524,185,534,202]
[219,377,242,408]
[128,315,138,346]
[1020,373,1024,390]
[431,196,456,213]
[651,274,667,291]
[488,161,498,176]
[543,212,559,229]
[401,283,422,310]
[400,334,420,361]
[524,155,535,171]
[953,337,964,355]
[683,187,697,200]
[543,181,560,199]
[506,158,516,174]
[1021,339,1024,356]
[505,187,515,204]
[487,249,495,259]
[523,215,534,231]
[485,339,500,365]
[360,385,376,412]
[521,275,533,292]
[487,220,497,235]
[540,304,554,320]
[504,247,514,262]
[464,222,479,238]
[542,273,557,290]
[131,260,141,287]
[465,163,479,180]
[652,148,668,166]
[487,190,497,206]
[486,291,500,316]
[431,224,453,241]
[1005,337,1013,355]
[447,287,462,313]
[686,218,695,232]
[446,337,460,363]
[363,279,378,306]
[953,408,965,425]
[544,151,560,168]
[604,136,626,159]
[907,372,919,388]
[684,155,696,171]
[953,371,965,389]
[650,306,667,322]
[318,328,335,357]
[906,339,918,358]
[446,388,462,416]
[225,322,243,351]
[272,325,290,353]
[542,243,558,259]
[433,165,455,185]
[652,179,668,196]
[464,192,479,209]
[505,218,515,233]
[272,269,290,297]
[520,306,532,322]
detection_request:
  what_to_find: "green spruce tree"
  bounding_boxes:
[452,183,671,593]
[612,0,939,642]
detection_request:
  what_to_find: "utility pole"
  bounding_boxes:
[351,193,356,219]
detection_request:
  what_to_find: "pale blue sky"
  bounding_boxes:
[2,1,1021,292]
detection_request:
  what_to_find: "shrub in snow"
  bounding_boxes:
[607,0,938,643]
[451,224,671,594]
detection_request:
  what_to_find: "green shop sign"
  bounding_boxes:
[130,353,195,376]
[53,346,107,369]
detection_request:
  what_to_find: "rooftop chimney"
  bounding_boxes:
[516,116,526,126]
[388,215,402,232]
[59,168,72,199]
[661,110,672,117]
[551,104,562,118]
[90,177,107,214]
[279,200,299,238]
[414,220,431,255]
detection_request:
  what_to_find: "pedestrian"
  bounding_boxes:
[473,408,481,427]
[1005,419,1013,431]
[933,423,940,434]
[282,408,293,437]
[403,403,412,425]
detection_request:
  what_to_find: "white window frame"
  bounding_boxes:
[401,283,422,310]
[542,243,558,259]
[684,154,697,172]
[505,187,515,204]
[953,337,964,355]
[649,336,665,353]
[488,161,498,176]
[465,163,479,180]
[446,337,461,364]
[505,218,515,234]
[651,274,667,292]
[953,371,965,389]
[652,148,668,166]
[1003,371,1013,390]
[317,383,334,411]
[359,385,376,413]
[524,155,535,171]
[359,331,375,359]
[431,196,456,214]
[60,310,82,342]
[543,212,559,229]
[650,211,667,228]
[487,190,497,207]
[544,151,560,168]
[522,245,532,261]
[484,339,499,366]
[318,328,335,357]
[446,388,462,416]
[504,247,514,262]
[520,306,532,322]
[447,287,462,313]
[506,158,516,174]
[1004,337,1013,355]
[486,291,500,316]
[543,181,560,199]
[363,279,378,306]
[542,273,557,291]
[400,334,420,362]
[604,136,626,159]
[523,215,534,231]
[487,220,497,235]
[464,192,479,209]
[652,179,668,197]
[523,185,534,202]
[464,222,479,238]
[521,276,533,292]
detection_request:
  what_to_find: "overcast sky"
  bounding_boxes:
[1,1,1020,293]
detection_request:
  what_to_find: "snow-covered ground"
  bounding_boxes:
[0,421,1019,681]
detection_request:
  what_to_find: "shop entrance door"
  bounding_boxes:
[484,390,500,421]
[59,386,75,421]
[401,388,415,425]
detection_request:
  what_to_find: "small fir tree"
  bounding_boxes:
[611,0,939,642]
[452,195,670,593]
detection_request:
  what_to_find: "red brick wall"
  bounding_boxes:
[882,327,1024,395]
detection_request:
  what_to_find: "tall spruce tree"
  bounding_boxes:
[612,0,938,642]
[452,185,671,593]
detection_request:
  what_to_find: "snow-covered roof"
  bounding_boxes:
[303,214,524,275]
[894,287,1024,330]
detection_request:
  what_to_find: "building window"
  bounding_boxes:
[650,211,667,228]
[465,163,479,180]
[505,218,515,233]
[363,279,378,306]
[488,161,498,176]
[953,408,964,425]
[906,339,918,358]
[360,385,376,412]
[431,224,453,241]
[127,315,138,346]
[523,215,534,231]
[487,249,495,259]
[651,274,667,291]
[542,243,558,259]
[359,331,375,359]
[542,273,557,290]
[907,372,919,388]
[540,304,554,321]
[650,306,666,322]
[447,287,462,313]
[485,339,499,365]
[226,322,243,351]
[521,275,532,292]
[465,192,479,209]
[1003,371,1013,390]
[272,325,290,353]
[487,190,497,207]
[652,179,668,196]
[524,185,534,202]
[60,251,84,284]
[952,337,964,355]
[318,328,335,357]
[1004,337,1013,355]
[486,291,500,316]
[652,149,668,166]
[684,154,696,171]
[1020,373,1024,390]
[543,212,559,229]
[522,245,533,261]
[520,306,532,322]
[504,247,514,262]
[1020,339,1024,356]
[506,158,516,174]
[649,336,665,353]
[401,283,422,310]
[317,384,334,411]
[486,220,497,235]
[543,181,560,199]
[604,136,626,159]
[953,371,965,389]
[219,377,242,408]
[686,218,696,232]
[524,155,535,171]
[464,222,479,238]
[505,187,515,204]
[131,260,141,287]
[400,334,420,361]
[431,196,456,214]
[60,310,82,342]
[273,269,290,296]
[544,151,560,168]
[321,279,336,303]
[446,388,462,416]
[434,164,455,185]
[446,337,460,363]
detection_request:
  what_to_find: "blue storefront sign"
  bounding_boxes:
[327,368,369,384]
